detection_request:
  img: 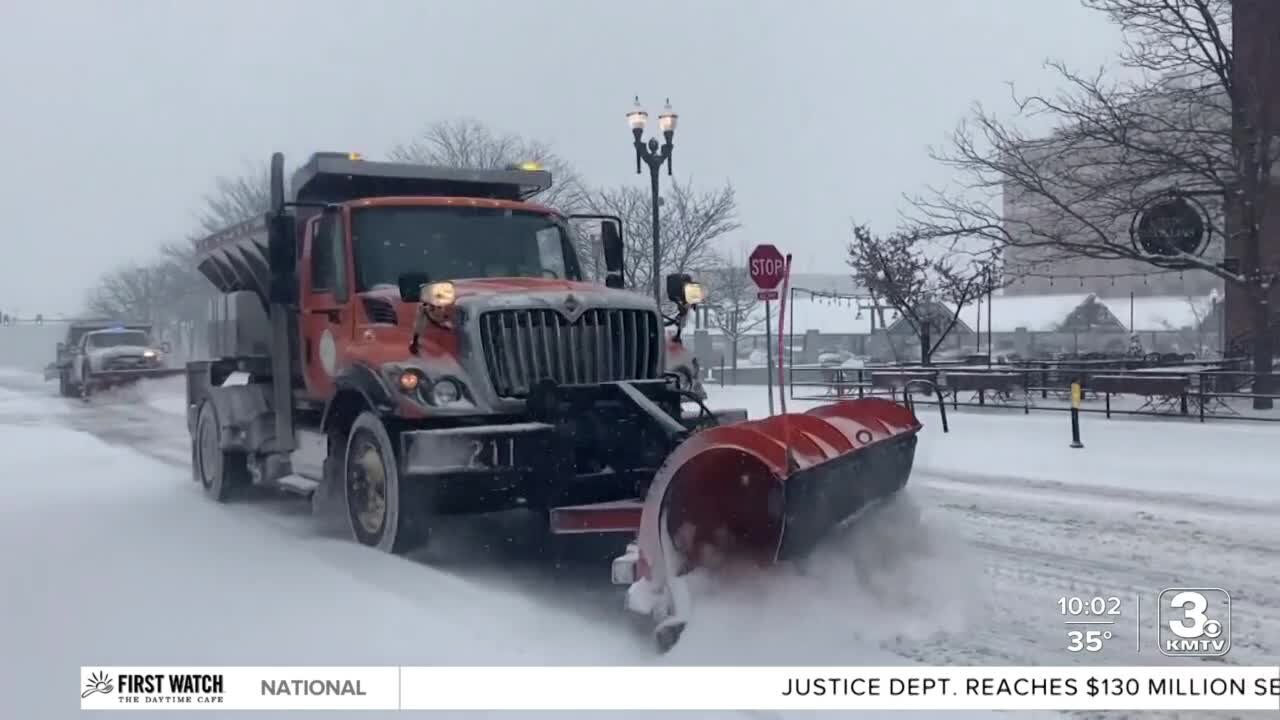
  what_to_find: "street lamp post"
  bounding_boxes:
[626,96,678,308]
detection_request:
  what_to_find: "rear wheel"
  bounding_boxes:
[193,399,249,502]
[344,412,429,554]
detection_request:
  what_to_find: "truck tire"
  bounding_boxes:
[58,371,70,398]
[193,399,250,502]
[343,411,429,554]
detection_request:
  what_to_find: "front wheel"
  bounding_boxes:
[79,365,92,402]
[344,412,429,554]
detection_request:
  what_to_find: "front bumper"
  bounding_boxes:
[394,387,748,515]
[398,410,748,480]
[86,366,185,383]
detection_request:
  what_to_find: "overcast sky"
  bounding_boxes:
[1,0,1125,317]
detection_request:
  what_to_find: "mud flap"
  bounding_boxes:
[310,449,351,536]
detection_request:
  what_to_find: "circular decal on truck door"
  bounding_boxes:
[319,329,338,377]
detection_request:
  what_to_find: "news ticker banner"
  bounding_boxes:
[81,666,1280,711]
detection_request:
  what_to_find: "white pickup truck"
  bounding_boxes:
[45,323,180,399]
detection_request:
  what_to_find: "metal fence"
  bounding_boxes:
[786,358,1280,424]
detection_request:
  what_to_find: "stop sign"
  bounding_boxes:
[748,244,786,290]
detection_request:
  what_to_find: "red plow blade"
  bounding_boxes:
[617,397,923,650]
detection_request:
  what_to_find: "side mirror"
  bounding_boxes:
[566,213,625,289]
[600,219,624,289]
[161,341,172,353]
[398,272,431,303]
[56,342,65,354]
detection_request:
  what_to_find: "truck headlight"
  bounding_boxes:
[428,378,464,406]
[422,281,455,307]
[143,350,157,359]
[683,282,706,306]
[397,369,423,392]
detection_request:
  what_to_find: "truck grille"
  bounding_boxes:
[106,356,149,370]
[479,308,661,398]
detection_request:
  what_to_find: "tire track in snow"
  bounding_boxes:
[912,470,1280,669]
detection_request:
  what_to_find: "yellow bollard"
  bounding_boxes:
[1069,381,1084,449]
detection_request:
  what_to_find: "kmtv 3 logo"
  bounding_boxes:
[1158,588,1231,656]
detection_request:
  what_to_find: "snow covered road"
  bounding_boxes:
[1,370,1277,719]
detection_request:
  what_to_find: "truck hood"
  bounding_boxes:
[365,277,659,315]
[86,345,155,359]
[451,277,656,312]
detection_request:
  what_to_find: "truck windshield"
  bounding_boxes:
[88,331,150,348]
[351,206,582,291]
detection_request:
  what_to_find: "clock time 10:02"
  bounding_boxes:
[1058,596,1122,617]
[1059,596,1123,654]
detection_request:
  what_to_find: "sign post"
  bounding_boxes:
[749,244,786,416]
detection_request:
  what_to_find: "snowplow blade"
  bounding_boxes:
[621,397,922,650]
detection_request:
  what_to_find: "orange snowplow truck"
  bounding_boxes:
[187,151,922,651]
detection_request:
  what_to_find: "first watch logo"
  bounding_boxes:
[81,669,226,705]
[82,671,115,698]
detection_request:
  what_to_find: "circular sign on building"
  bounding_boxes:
[1129,193,1211,262]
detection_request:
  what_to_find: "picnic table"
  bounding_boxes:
[1134,365,1244,416]
[1132,364,1216,374]
[939,371,1026,407]
[869,370,946,403]
[1088,373,1191,415]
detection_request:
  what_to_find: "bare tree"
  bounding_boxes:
[194,163,272,235]
[910,0,1279,406]
[847,224,988,365]
[583,179,739,308]
[389,118,588,213]
[702,248,764,372]
[1159,293,1215,355]
[85,263,168,323]
[83,162,271,350]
